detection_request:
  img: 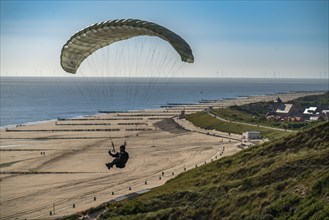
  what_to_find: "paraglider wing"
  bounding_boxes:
[60,19,194,74]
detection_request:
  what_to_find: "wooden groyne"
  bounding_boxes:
[5,128,120,132]
[57,118,143,121]
[0,171,106,175]
[55,123,112,126]
[118,123,148,125]
[0,149,53,151]
[117,114,177,117]
[1,137,120,140]
[125,128,152,131]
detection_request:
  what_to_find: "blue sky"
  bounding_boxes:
[1,0,328,78]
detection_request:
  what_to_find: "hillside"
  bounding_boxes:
[230,92,329,116]
[186,111,289,140]
[293,91,329,107]
[65,122,329,220]
[207,92,329,131]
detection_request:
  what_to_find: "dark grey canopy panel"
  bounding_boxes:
[60,19,194,74]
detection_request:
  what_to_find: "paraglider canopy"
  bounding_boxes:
[60,19,194,74]
[59,19,194,112]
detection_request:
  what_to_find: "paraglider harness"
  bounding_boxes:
[108,141,129,168]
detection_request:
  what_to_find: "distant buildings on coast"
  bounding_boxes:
[266,97,328,122]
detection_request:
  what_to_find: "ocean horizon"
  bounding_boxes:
[1,76,328,128]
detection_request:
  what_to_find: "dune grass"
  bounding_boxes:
[293,91,329,107]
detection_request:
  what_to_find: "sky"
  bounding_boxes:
[1,0,328,78]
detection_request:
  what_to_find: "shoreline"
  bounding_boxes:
[1,90,325,129]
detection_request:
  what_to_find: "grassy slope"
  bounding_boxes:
[90,122,329,220]
[186,111,288,140]
[293,91,329,107]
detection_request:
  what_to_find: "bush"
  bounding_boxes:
[261,214,274,220]
[311,173,329,196]
[298,202,323,220]
[265,195,300,217]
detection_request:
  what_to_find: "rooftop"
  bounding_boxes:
[304,107,318,114]
[276,103,293,114]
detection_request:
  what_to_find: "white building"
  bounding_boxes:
[276,103,294,115]
[243,131,261,140]
[303,107,318,115]
[310,116,319,121]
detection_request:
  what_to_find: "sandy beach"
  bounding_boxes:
[0,91,323,220]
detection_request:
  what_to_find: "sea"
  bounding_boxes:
[1,77,328,128]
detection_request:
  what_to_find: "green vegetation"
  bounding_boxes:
[211,106,269,124]
[293,91,329,107]
[63,122,329,220]
[210,107,321,131]
[208,92,329,131]
[230,101,274,117]
[186,111,288,140]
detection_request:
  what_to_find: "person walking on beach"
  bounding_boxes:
[106,141,129,169]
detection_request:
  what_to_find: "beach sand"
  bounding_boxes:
[0,91,323,219]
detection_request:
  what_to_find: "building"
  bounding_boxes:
[272,97,296,117]
[273,97,283,111]
[243,131,261,140]
[322,110,329,121]
[303,107,320,120]
[310,116,324,122]
[275,103,295,116]
[303,107,318,115]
